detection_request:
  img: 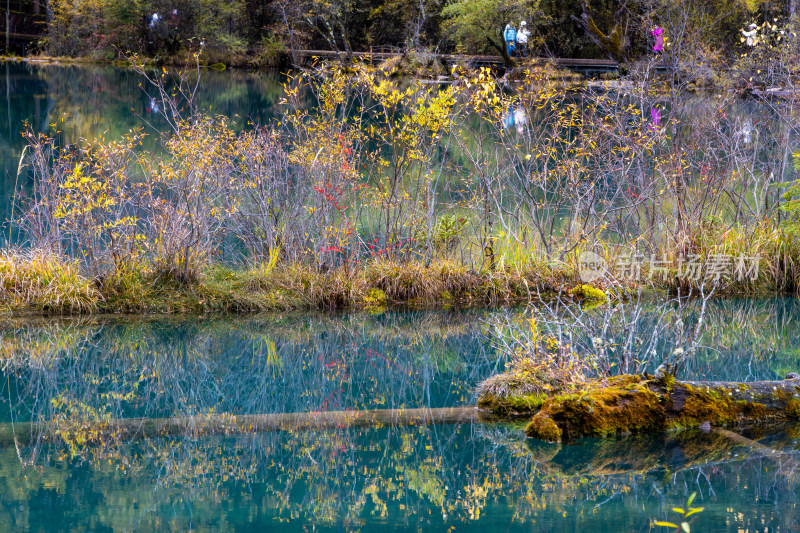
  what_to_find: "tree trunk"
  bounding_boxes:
[6,0,10,54]
[478,373,800,442]
[570,0,629,64]
[487,36,515,69]
[0,406,487,445]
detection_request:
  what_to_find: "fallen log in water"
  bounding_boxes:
[5,396,800,483]
[0,406,489,445]
[477,373,800,442]
[6,373,800,451]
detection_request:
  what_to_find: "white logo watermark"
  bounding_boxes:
[578,251,760,283]
[578,251,608,282]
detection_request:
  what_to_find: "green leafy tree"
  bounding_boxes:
[368,0,443,49]
[294,0,371,55]
[441,0,539,64]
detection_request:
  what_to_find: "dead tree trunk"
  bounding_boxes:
[0,406,488,445]
[570,0,630,64]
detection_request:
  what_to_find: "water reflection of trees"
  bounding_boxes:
[2,300,800,424]
[2,299,800,428]
[490,296,800,383]
[0,310,500,424]
[1,420,800,530]
[685,297,800,381]
[0,303,800,528]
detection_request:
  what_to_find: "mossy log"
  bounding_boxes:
[478,374,800,442]
[0,406,489,445]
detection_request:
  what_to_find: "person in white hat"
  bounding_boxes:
[517,21,531,57]
[742,23,758,46]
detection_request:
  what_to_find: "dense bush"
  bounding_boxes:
[31,0,797,65]
[9,56,800,315]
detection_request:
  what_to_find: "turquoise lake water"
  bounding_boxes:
[0,300,798,531]
[0,61,289,241]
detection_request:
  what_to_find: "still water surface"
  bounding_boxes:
[0,299,798,531]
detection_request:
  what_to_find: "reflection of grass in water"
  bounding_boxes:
[489,296,800,383]
[3,298,800,430]
[0,310,502,452]
[0,319,96,369]
[5,423,799,530]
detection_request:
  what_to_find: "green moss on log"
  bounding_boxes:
[527,414,562,442]
[569,284,608,301]
[525,377,666,441]
[787,398,800,418]
[478,371,800,443]
[476,393,547,415]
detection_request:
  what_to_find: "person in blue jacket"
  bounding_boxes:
[503,23,517,57]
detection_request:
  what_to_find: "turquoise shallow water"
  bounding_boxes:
[0,301,799,531]
[3,426,800,532]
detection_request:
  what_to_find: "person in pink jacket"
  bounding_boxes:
[651,26,664,53]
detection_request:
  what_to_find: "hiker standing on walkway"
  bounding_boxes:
[742,23,758,46]
[504,23,517,57]
[651,26,664,54]
[517,21,531,57]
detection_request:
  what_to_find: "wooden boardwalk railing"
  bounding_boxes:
[3,32,39,42]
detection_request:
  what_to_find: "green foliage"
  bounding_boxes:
[418,214,470,253]
[569,284,608,302]
[781,152,800,230]
[442,0,536,55]
[363,287,388,311]
[654,492,705,532]
[31,0,800,68]
[779,154,800,264]
[46,0,248,59]
[251,35,289,68]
